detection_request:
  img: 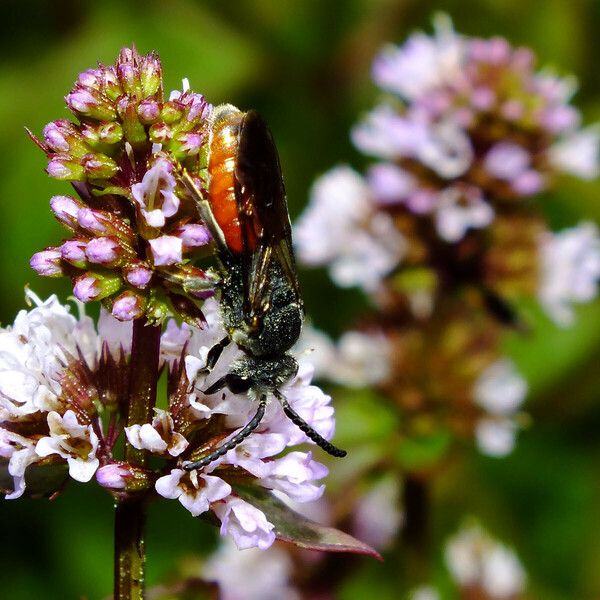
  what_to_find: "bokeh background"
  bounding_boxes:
[1,1,600,598]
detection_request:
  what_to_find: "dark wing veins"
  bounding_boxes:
[234,110,302,326]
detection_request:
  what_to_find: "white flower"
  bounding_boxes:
[418,120,473,179]
[131,158,180,228]
[475,418,518,458]
[155,469,231,517]
[35,410,100,482]
[260,451,327,503]
[0,291,98,419]
[0,430,40,499]
[549,126,600,179]
[203,539,300,600]
[445,523,526,598]
[434,186,494,242]
[474,359,527,416]
[125,408,188,457]
[214,497,276,550]
[372,14,464,101]
[295,166,405,292]
[353,476,403,550]
[539,222,600,326]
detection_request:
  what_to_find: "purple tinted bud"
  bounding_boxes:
[77,68,102,88]
[47,156,85,181]
[43,120,74,152]
[124,264,153,289]
[176,223,212,248]
[149,235,183,266]
[112,291,145,321]
[137,99,160,123]
[30,249,63,276]
[77,208,109,234]
[176,132,203,155]
[65,87,116,121]
[484,143,530,181]
[470,87,495,110]
[60,239,88,267]
[542,105,579,133]
[500,100,524,121]
[96,463,130,490]
[117,62,138,94]
[186,94,210,122]
[73,272,121,302]
[512,170,545,195]
[73,274,100,302]
[85,236,122,265]
[50,195,84,229]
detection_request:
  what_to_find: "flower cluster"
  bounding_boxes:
[0,293,335,550]
[296,17,600,459]
[30,48,216,325]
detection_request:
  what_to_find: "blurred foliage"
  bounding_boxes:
[2,0,600,598]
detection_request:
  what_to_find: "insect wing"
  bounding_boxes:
[234,110,301,317]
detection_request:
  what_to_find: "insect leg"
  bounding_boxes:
[274,390,347,458]
[180,170,230,254]
[183,395,267,470]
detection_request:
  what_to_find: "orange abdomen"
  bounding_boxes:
[208,108,257,254]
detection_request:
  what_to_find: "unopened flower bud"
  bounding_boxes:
[175,223,212,249]
[85,236,123,266]
[65,87,117,121]
[50,195,85,229]
[111,290,147,321]
[82,153,119,179]
[43,120,86,155]
[149,235,183,266]
[117,98,147,146]
[47,155,85,181]
[98,122,124,145]
[117,62,140,97]
[96,462,150,492]
[61,239,88,268]
[30,248,64,276]
[137,99,160,124]
[161,101,184,124]
[123,262,153,289]
[149,122,173,144]
[140,52,162,97]
[171,131,203,157]
[77,208,109,234]
[73,271,122,302]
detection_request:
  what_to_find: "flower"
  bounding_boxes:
[35,410,100,482]
[30,47,216,325]
[295,166,405,292]
[155,469,231,517]
[214,497,276,550]
[125,409,188,457]
[445,522,526,599]
[539,222,600,326]
[203,539,300,600]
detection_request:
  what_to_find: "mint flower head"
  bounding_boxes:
[30,47,215,325]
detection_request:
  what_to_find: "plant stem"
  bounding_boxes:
[114,319,161,600]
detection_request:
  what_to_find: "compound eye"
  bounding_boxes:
[226,373,253,394]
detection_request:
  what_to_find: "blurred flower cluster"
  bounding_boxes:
[30,47,216,325]
[296,15,600,457]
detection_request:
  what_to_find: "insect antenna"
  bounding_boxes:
[184,395,267,471]
[274,390,347,458]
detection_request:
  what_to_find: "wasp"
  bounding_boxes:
[181,105,346,470]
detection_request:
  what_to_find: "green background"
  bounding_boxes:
[1,1,600,598]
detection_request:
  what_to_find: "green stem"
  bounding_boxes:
[114,319,161,600]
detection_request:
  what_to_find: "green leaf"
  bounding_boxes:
[233,484,382,560]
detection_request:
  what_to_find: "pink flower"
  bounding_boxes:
[214,497,276,550]
[149,235,183,266]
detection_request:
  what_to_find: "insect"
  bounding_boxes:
[181,104,346,470]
